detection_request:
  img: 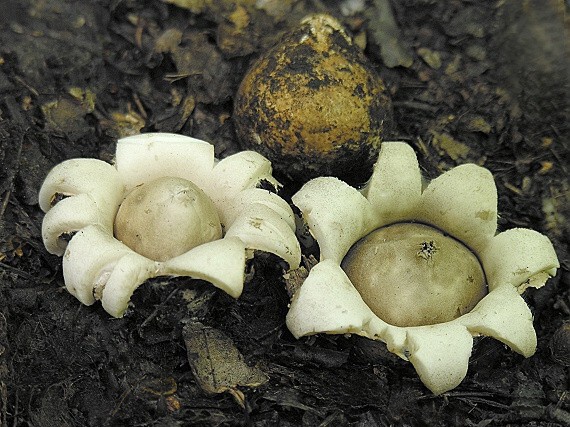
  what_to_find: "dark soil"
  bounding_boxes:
[0,0,568,426]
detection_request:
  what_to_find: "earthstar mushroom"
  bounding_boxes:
[286,141,559,394]
[39,133,301,317]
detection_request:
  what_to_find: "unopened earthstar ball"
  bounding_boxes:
[233,14,393,182]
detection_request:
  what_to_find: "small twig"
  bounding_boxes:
[139,288,179,329]
[0,125,25,220]
[0,191,10,220]
[393,100,439,113]
[0,261,40,281]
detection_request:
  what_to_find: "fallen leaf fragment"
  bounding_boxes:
[182,321,268,395]
[430,130,470,161]
[366,0,413,68]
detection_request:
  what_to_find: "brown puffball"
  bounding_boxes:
[233,14,392,182]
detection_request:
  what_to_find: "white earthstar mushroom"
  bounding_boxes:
[39,133,301,318]
[286,141,559,395]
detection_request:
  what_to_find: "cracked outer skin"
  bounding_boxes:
[233,15,393,183]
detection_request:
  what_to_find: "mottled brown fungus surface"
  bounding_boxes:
[233,14,392,182]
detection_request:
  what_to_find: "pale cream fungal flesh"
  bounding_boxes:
[114,177,222,262]
[286,141,559,395]
[39,133,301,318]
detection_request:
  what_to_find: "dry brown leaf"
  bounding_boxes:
[183,321,268,395]
[430,131,470,161]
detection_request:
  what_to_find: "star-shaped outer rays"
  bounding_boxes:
[286,141,559,394]
[39,133,301,317]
